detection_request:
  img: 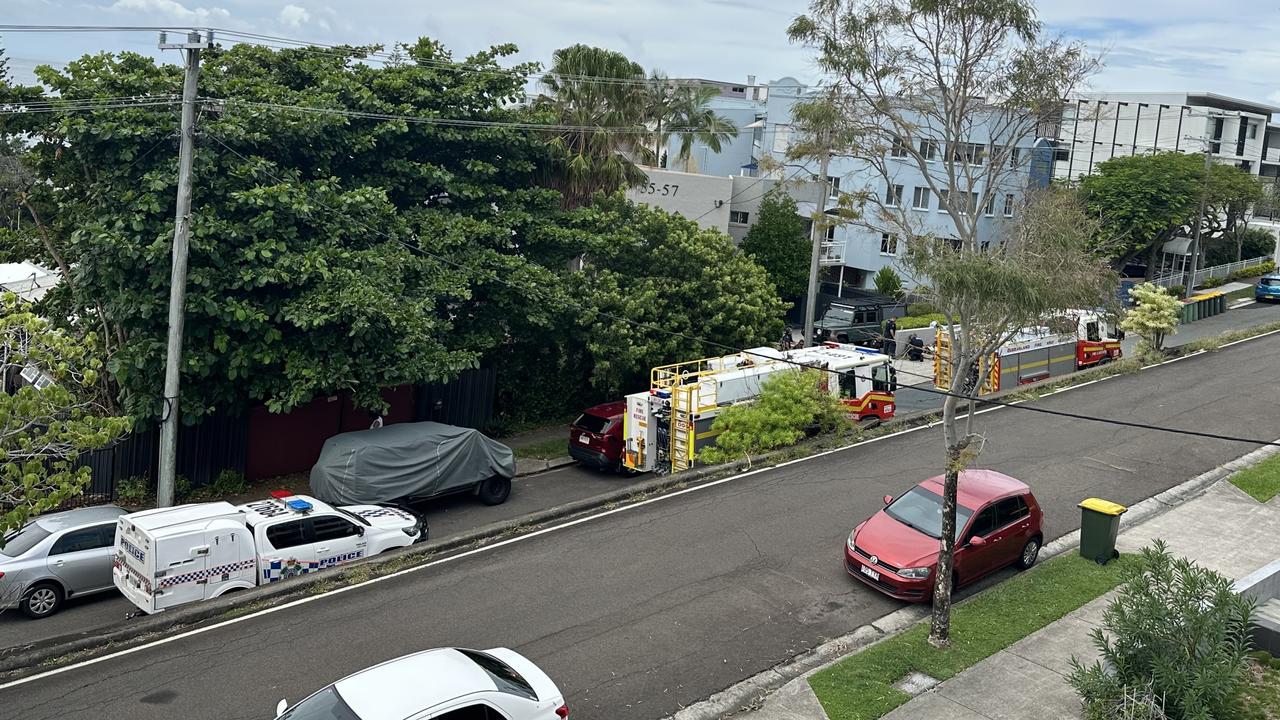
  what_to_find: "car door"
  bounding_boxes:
[992,495,1034,564]
[307,514,367,569]
[260,519,317,583]
[45,524,116,595]
[955,505,1002,584]
[428,702,510,719]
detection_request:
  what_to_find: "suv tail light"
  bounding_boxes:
[555,704,569,718]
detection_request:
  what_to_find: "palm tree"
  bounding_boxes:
[536,45,649,208]
[643,75,739,172]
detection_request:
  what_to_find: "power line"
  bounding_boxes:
[201,131,1280,450]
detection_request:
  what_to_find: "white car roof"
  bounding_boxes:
[237,494,337,526]
[334,648,493,717]
[123,502,240,531]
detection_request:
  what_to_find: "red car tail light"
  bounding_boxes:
[556,704,570,718]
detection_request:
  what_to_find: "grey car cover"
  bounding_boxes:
[309,421,516,505]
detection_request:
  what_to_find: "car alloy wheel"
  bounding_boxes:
[1018,538,1040,570]
[24,584,61,618]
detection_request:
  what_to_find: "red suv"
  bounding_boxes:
[568,402,629,473]
[844,470,1043,602]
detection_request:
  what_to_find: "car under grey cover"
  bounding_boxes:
[308,421,516,505]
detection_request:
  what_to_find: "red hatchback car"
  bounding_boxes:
[568,401,628,473]
[844,470,1043,602]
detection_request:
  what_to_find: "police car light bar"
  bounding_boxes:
[269,490,292,499]
[285,498,313,512]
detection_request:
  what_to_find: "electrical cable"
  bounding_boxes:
[200,131,1280,449]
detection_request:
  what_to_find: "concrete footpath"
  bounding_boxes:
[734,473,1280,720]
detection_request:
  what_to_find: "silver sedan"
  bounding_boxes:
[0,505,126,619]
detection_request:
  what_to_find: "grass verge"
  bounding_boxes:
[1228,452,1280,503]
[512,438,570,460]
[808,553,1141,720]
[1242,651,1280,720]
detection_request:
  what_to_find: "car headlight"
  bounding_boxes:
[402,527,419,537]
[847,531,857,552]
[897,566,931,579]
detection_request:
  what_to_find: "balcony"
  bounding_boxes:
[1263,147,1280,164]
[819,240,846,265]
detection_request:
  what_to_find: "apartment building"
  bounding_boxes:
[1055,92,1280,180]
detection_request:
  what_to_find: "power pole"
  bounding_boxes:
[156,30,214,507]
[1183,146,1213,300]
[804,140,832,347]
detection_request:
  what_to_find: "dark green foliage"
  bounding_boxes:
[740,191,811,299]
[1068,541,1257,720]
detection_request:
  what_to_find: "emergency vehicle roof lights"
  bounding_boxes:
[269,490,292,499]
[285,498,313,512]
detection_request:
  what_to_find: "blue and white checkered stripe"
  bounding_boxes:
[261,551,364,583]
[158,559,256,589]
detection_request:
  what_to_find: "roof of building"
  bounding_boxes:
[0,262,59,303]
[1073,91,1280,116]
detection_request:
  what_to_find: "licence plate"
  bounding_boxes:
[860,565,880,581]
[579,434,592,444]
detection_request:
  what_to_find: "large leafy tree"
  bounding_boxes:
[641,72,738,171]
[0,39,569,420]
[740,191,811,299]
[790,0,1108,647]
[1,293,130,538]
[566,196,787,395]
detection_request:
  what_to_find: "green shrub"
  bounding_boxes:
[873,267,904,300]
[210,469,248,497]
[1068,540,1257,720]
[1200,276,1225,289]
[698,370,852,466]
[897,313,947,330]
[1167,284,1186,297]
[116,475,151,505]
[907,302,937,316]
[174,475,192,502]
[1229,259,1276,281]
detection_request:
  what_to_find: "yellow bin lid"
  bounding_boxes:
[1079,498,1127,516]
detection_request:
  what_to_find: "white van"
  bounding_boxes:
[113,493,424,613]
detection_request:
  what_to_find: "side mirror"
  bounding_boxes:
[356,526,365,537]
[275,699,288,717]
[968,535,987,548]
[883,494,894,506]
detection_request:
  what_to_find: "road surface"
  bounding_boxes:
[4,329,1279,720]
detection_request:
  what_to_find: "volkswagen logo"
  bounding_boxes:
[868,555,878,565]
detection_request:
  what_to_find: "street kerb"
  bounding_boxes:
[665,438,1280,720]
[0,333,1264,680]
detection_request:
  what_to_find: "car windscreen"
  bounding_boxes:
[458,649,537,700]
[1263,278,1280,287]
[573,413,612,434]
[1,524,52,557]
[885,486,975,541]
[277,686,360,720]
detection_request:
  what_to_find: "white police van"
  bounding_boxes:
[113,492,425,613]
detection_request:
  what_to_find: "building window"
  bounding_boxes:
[827,175,841,198]
[955,192,978,215]
[912,186,930,210]
[729,210,750,225]
[1008,147,1021,170]
[983,194,995,216]
[886,184,903,207]
[1003,194,1015,217]
[772,125,791,153]
[1250,123,1258,140]
[950,142,985,166]
[938,189,950,213]
[825,225,836,240]
[880,233,899,255]
[920,140,939,161]
[891,136,909,158]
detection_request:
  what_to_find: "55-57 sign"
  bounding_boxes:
[637,182,679,197]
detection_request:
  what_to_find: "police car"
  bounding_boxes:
[113,492,426,613]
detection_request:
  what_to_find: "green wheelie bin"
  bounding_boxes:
[1078,498,1126,564]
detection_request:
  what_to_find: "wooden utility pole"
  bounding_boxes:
[156,30,213,507]
[803,140,832,347]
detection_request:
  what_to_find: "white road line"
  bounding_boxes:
[4,325,1277,691]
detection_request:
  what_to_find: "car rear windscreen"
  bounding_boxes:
[1,524,52,557]
[573,413,611,434]
[458,649,537,700]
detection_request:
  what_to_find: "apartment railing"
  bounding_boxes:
[1149,256,1267,289]
[819,240,846,265]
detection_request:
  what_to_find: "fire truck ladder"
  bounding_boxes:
[652,357,725,473]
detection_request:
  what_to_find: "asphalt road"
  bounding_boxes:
[6,329,1280,720]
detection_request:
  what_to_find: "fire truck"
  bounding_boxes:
[622,343,896,475]
[934,309,1123,395]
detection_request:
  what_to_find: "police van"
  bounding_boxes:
[112,492,425,613]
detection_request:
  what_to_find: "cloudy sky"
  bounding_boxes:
[5,0,1280,107]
